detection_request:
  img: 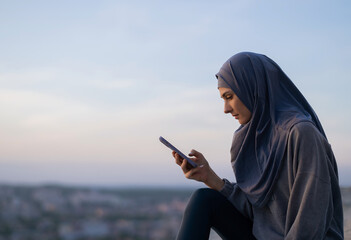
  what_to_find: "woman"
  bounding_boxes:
[173,52,344,239]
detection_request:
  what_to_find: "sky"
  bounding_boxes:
[0,0,350,187]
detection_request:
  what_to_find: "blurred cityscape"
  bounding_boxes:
[0,184,350,240]
[0,184,194,240]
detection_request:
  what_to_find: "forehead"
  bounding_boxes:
[218,87,234,97]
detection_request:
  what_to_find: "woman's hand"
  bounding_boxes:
[172,149,225,191]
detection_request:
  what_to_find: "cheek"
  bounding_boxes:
[233,101,243,113]
[245,110,252,120]
[235,102,252,120]
[242,107,252,122]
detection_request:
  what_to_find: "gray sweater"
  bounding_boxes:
[220,122,344,239]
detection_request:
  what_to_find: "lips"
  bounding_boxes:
[233,114,239,119]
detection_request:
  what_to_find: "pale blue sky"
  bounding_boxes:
[0,0,350,187]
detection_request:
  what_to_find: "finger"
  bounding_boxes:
[188,149,202,157]
[173,151,184,160]
[173,153,183,166]
[180,159,191,174]
[175,157,182,166]
[184,166,202,179]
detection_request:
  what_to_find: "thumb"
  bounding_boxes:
[188,149,201,157]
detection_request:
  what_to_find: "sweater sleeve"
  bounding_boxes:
[284,122,341,239]
[219,178,253,219]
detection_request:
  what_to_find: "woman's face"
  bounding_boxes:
[219,87,252,124]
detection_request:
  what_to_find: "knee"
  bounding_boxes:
[187,188,221,209]
[192,188,217,198]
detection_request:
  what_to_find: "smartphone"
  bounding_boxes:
[159,136,198,168]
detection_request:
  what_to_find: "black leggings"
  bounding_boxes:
[177,188,256,240]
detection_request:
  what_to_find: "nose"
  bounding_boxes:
[224,101,232,114]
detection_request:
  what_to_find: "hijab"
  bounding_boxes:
[216,52,326,208]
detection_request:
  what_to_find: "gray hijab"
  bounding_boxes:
[216,52,325,208]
